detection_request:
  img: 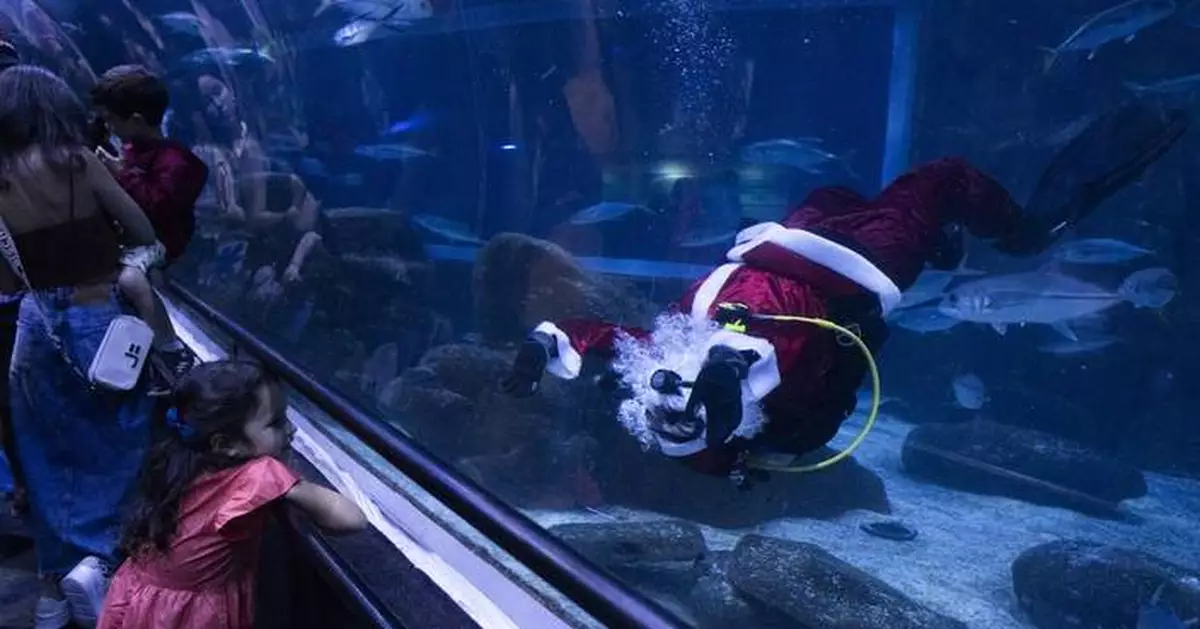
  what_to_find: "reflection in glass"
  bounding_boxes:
[17,0,1200,627]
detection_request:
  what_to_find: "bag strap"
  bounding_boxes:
[0,170,96,389]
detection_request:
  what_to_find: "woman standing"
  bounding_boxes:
[0,39,27,518]
[0,66,158,629]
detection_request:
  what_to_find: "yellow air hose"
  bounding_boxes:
[714,304,882,473]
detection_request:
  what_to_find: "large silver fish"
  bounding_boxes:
[1052,238,1154,264]
[895,255,985,309]
[938,267,1176,339]
[180,46,274,68]
[156,11,205,37]
[354,142,431,161]
[1041,0,1175,71]
[740,138,857,177]
[568,202,655,226]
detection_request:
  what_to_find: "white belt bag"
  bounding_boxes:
[0,172,152,392]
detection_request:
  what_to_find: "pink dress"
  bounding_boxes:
[99,457,300,629]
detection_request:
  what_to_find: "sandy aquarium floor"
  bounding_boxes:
[528,411,1200,629]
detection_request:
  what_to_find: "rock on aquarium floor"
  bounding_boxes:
[527,412,1200,629]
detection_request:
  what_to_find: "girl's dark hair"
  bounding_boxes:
[120,360,281,556]
[0,65,88,176]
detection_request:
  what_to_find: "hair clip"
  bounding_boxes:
[165,407,198,443]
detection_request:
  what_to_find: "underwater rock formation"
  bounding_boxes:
[549,520,707,624]
[1012,539,1200,629]
[382,341,889,522]
[546,524,960,629]
[728,535,968,629]
[900,419,1147,516]
[472,232,656,343]
[550,520,706,565]
[592,435,892,528]
[379,343,603,509]
[688,551,796,629]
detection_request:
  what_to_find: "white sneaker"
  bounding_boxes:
[33,596,69,629]
[60,555,112,628]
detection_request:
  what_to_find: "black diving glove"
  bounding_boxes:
[500,331,556,397]
[728,452,771,491]
[686,345,750,449]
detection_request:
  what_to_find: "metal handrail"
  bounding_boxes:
[167,281,685,629]
[284,513,402,628]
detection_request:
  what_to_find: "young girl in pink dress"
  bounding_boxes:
[99,360,367,628]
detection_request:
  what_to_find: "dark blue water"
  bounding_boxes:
[11,0,1200,627]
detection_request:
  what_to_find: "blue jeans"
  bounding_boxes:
[9,288,152,576]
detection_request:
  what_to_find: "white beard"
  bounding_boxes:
[609,312,768,453]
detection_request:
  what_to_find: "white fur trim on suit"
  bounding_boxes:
[533,321,582,379]
[690,263,741,321]
[726,222,903,315]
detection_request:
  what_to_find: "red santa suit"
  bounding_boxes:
[532,158,1029,476]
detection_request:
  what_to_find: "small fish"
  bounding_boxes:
[568,202,655,226]
[156,11,205,37]
[1125,72,1200,95]
[952,373,988,410]
[1052,238,1154,264]
[740,138,857,176]
[889,306,963,333]
[179,46,274,68]
[412,214,484,244]
[354,142,431,161]
[1038,336,1120,355]
[1041,0,1176,72]
[939,267,1177,339]
[385,110,433,134]
[1120,266,1178,307]
[334,20,386,47]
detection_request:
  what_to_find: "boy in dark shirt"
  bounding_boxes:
[90,65,209,394]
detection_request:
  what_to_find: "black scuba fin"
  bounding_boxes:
[1022,101,1188,247]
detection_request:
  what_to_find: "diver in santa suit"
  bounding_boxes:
[500,102,1188,487]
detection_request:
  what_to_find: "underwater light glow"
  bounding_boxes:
[654,162,693,183]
